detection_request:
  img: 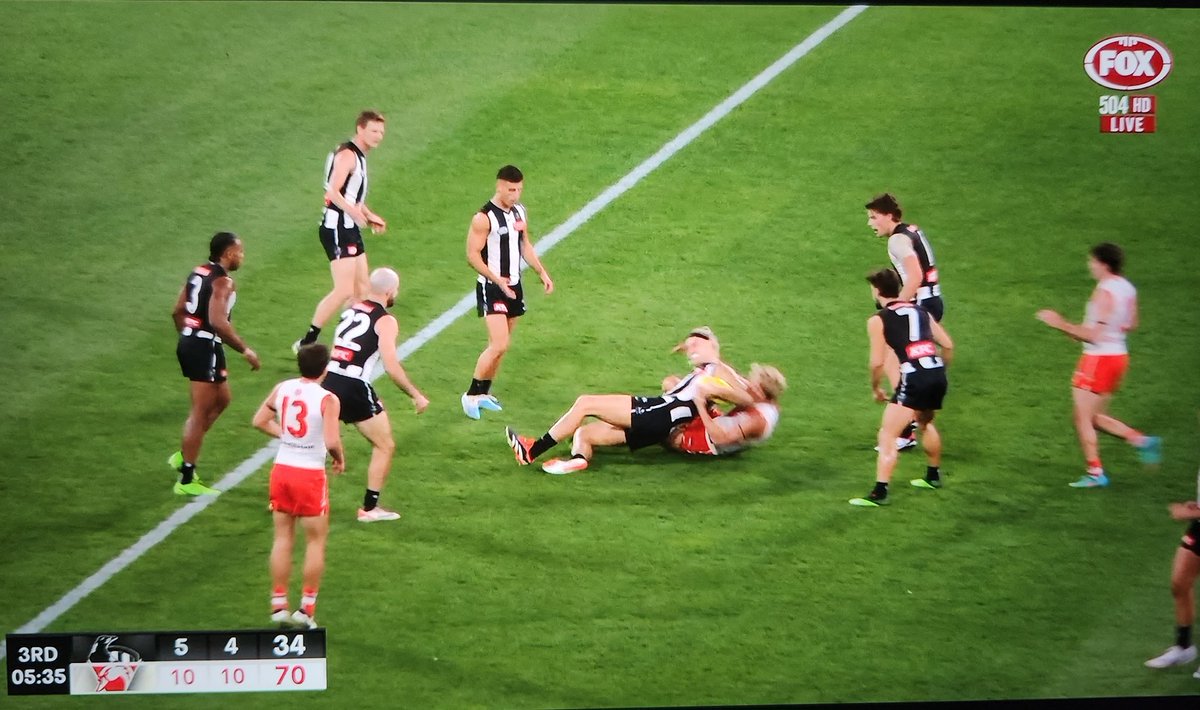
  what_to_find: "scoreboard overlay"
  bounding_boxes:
[7,629,326,696]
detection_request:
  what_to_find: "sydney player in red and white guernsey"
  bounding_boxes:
[253,343,345,629]
[1037,242,1161,488]
[667,364,786,457]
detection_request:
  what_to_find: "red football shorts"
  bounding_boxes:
[673,417,716,455]
[269,463,328,517]
[1071,353,1129,395]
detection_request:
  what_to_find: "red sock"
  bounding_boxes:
[1087,459,1103,475]
[271,587,288,612]
[301,588,318,617]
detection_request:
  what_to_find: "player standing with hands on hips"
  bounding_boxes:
[294,110,389,352]
[461,165,554,419]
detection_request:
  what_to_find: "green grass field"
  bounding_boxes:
[2,2,1199,707]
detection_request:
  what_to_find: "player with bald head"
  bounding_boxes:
[321,266,429,522]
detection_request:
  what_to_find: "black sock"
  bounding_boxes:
[1178,625,1193,649]
[570,453,587,461]
[300,325,321,345]
[926,465,940,482]
[467,378,491,396]
[904,422,918,439]
[180,462,195,485]
[529,433,558,459]
[478,379,492,396]
[363,489,380,511]
[872,481,889,497]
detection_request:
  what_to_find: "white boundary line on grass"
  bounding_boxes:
[1,4,869,659]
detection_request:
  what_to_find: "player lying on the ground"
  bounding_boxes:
[505,327,755,466]
[539,364,786,473]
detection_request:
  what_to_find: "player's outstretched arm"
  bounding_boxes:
[1036,290,1109,344]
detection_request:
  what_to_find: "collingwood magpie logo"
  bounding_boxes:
[87,635,142,692]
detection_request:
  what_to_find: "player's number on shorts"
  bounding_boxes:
[279,397,309,438]
[223,637,238,655]
[173,638,188,656]
[184,275,203,314]
[333,311,371,352]
[895,307,944,369]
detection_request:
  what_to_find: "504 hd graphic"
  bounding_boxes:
[7,629,326,696]
[1084,35,1173,134]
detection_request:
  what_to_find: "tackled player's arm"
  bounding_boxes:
[252,385,283,437]
[707,364,755,408]
[375,315,429,413]
[705,408,752,448]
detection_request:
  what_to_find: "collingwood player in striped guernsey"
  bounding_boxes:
[866,193,945,452]
[319,267,428,522]
[294,110,389,352]
[850,268,954,508]
[504,327,756,467]
[461,165,554,419]
[168,232,261,496]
